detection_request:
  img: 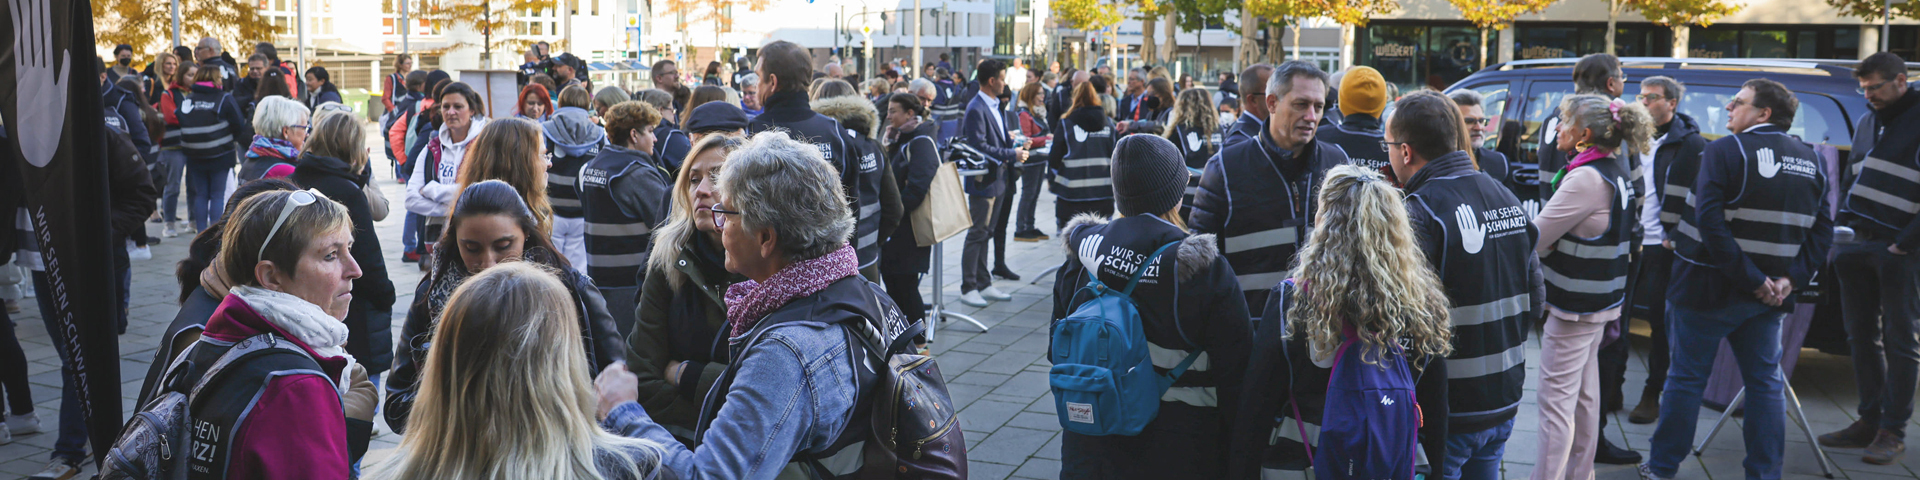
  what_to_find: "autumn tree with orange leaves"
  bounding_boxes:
[91,0,281,61]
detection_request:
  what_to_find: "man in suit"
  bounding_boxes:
[958,58,1028,307]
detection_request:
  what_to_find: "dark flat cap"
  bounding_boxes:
[685,101,749,134]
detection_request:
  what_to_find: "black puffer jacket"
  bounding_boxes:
[384,250,627,434]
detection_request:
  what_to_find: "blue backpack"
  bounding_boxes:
[1049,240,1196,436]
[1309,323,1424,480]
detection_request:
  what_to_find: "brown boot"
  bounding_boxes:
[1820,419,1878,448]
[1628,398,1660,424]
[1866,430,1906,465]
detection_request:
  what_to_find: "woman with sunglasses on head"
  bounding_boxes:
[370,262,668,480]
[152,189,380,479]
[627,133,748,445]
[385,180,626,435]
[289,111,399,392]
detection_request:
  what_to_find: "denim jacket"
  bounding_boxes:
[603,277,891,480]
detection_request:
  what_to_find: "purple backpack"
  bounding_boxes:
[1305,324,1423,480]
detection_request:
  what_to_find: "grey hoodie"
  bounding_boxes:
[543,106,606,158]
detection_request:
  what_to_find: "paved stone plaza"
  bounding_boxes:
[0,124,1913,480]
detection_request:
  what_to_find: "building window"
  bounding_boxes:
[1357,23,1483,93]
[1689,26,1854,59]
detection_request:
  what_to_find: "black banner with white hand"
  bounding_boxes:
[2,0,124,468]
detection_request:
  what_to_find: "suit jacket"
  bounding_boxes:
[963,92,1020,197]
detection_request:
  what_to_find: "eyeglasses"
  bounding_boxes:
[290,124,311,133]
[258,189,325,261]
[1859,79,1898,95]
[1727,98,1750,111]
[1462,117,1492,126]
[1636,93,1668,102]
[710,205,743,230]
[1380,141,1407,153]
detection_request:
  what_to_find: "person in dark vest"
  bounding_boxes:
[1528,94,1652,480]
[1051,135,1252,480]
[543,85,604,268]
[101,62,154,161]
[1163,87,1219,222]
[177,62,256,232]
[580,101,675,337]
[1449,90,1513,196]
[1644,78,1833,479]
[1316,66,1389,173]
[746,42,860,241]
[1626,75,1708,426]
[636,88,694,171]
[1390,91,1545,480]
[629,134,749,445]
[161,190,379,479]
[1191,60,1350,320]
[1823,51,1920,465]
[383,54,413,113]
[958,58,1028,307]
[813,83,905,282]
[595,131,908,479]
[1222,64,1272,148]
[1051,81,1117,229]
[1230,164,1454,480]
[880,94,943,333]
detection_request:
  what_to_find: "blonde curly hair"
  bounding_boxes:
[1287,164,1454,367]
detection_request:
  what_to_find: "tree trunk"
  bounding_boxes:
[1141,9,1158,69]
[1239,9,1260,67]
[1163,11,1177,65]
[1479,28,1489,69]
[1606,0,1618,55]
[1291,21,1301,60]
[1267,23,1284,64]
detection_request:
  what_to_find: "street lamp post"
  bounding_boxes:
[913,0,922,78]
[171,0,181,47]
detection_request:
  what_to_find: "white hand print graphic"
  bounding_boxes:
[11,0,71,168]
[1456,204,1486,254]
[1616,177,1633,210]
[1077,233,1104,272]
[1522,199,1541,221]
[1756,148,1780,179]
[1073,125,1089,143]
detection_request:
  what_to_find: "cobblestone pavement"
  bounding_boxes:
[0,123,1911,479]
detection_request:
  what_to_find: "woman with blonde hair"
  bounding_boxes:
[1529,94,1653,480]
[1162,87,1219,221]
[457,116,554,236]
[626,133,749,444]
[386,180,626,435]
[371,261,666,480]
[1231,164,1454,479]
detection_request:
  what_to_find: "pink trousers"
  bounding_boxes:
[1532,318,1606,480]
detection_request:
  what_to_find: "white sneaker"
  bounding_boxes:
[981,286,1013,301]
[9,412,42,435]
[27,459,79,480]
[959,291,989,307]
[162,224,178,238]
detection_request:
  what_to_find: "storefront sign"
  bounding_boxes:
[1520,45,1569,59]
[1374,43,1417,58]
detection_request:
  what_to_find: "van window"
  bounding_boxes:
[1519,81,1573,166]
[1622,84,1849,147]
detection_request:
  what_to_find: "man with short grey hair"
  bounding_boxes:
[1192,60,1350,314]
[195,36,239,90]
[1447,89,1513,194]
[909,78,938,106]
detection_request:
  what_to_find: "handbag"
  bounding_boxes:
[911,145,971,247]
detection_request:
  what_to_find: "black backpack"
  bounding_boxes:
[100,334,317,480]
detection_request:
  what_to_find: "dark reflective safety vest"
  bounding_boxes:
[177,89,241,161]
[1661,156,1706,248]
[1054,120,1118,202]
[1846,103,1920,232]
[845,129,885,269]
[1405,161,1533,431]
[580,148,671,287]
[1541,156,1634,313]
[181,334,328,480]
[1212,138,1345,312]
[1171,125,1219,210]
[1674,128,1826,276]
[1315,122,1386,171]
[548,144,598,219]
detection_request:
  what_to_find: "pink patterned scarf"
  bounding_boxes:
[724,244,860,338]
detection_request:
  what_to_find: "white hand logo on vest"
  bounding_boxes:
[1456,204,1487,254]
[1616,177,1633,210]
[1074,125,1089,143]
[11,0,70,168]
[1522,199,1541,221]
[1186,131,1203,152]
[1757,147,1781,179]
[1077,233,1104,273]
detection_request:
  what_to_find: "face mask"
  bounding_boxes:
[117,58,131,66]
[1219,113,1236,126]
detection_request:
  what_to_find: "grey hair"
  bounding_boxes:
[1640,75,1685,101]
[717,131,854,262]
[252,96,311,139]
[739,73,760,88]
[908,78,937,98]
[1560,94,1654,154]
[1448,89,1484,108]
[1267,60,1332,101]
[636,89,675,113]
[594,85,630,110]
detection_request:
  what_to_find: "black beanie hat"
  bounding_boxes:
[1111,134,1187,216]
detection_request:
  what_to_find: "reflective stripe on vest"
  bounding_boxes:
[1055,123,1117,201]
[1150,344,1216,407]
[1541,159,1633,313]
[1449,293,1531,327]
[1676,131,1824,275]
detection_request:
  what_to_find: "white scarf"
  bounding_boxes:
[231,286,353,360]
